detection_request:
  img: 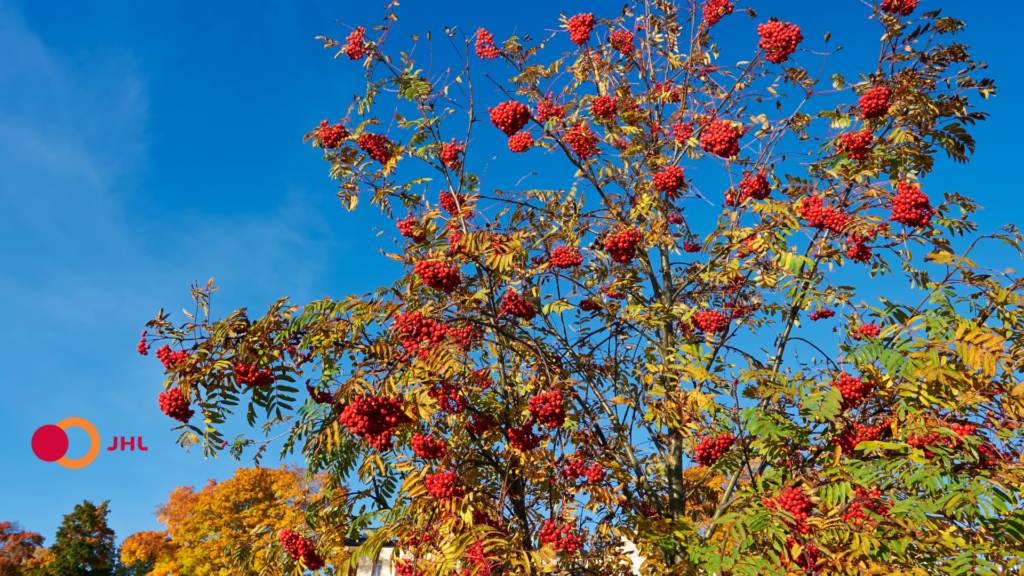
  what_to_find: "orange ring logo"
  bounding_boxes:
[31,417,101,469]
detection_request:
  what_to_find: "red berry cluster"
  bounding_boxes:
[508,131,533,153]
[338,395,412,451]
[235,363,276,388]
[651,81,682,103]
[155,345,188,371]
[673,122,693,144]
[489,101,531,136]
[591,95,618,120]
[839,129,873,161]
[397,216,427,243]
[890,180,935,228]
[808,308,835,321]
[439,191,468,216]
[683,241,701,253]
[699,120,744,158]
[579,299,599,312]
[845,235,873,263]
[509,422,541,451]
[608,30,635,55]
[852,322,880,340]
[566,13,596,45]
[475,28,501,60]
[357,133,390,163]
[842,486,892,527]
[604,289,626,300]
[739,171,771,200]
[468,415,498,437]
[319,120,348,149]
[447,324,481,351]
[763,487,815,526]
[693,310,729,334]
[564,124,600,159]
[783,536,821,573]
[501,289,536,321]
[695,433,736,466]
[278,529,325,571]
[429,379,468,414]
[158,387,194,423]
[832,372,874,410]
[653,165,686,198]
[306,383,334,405]
[796,195,848,234]
[411,433,447,460]
[137,331,150,355]
[859,85,891,120]
[394,312,449,358]
[538,521,583,553]
[835,422,883,454]
[881,0,918,17]
[414,260,461,293]
[703,0,734,27]
[757,20,804,64]
[529,390,567,428]
[425,469,464,499]
[604,229,642,263]
[535,99,565,123]
[667,212,684,225]
[344,27,369,60]
[440,139,465,170]
[550,246,584,269]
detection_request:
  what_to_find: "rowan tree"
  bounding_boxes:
[141,1,1024,574]
[120,466,348,576]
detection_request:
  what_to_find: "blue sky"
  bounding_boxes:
[1,0,1022,547]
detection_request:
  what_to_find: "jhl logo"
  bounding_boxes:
[31,418,147,469]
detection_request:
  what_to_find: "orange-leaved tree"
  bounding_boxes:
[141,1,1024,574]
[0,523,44,576]
[121,467,348,576]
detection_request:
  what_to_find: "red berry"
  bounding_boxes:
[603,229,642,263]
[881,0,918,17]
[550,246,584,269]
[397,216,427,243]
[890,180,934,228]
[536,98,565,123]
[357,133,390,163]
[158,387,194,424]
[564,123,600,159]
[695,433,736,466]
[566,13,596,46]
[508,131,533,153]
[155,345,188,371]
[475,28,501,60]
[500,289,536,321]
[318,120,348,149]
[414,260,461,293]
[411,433,447,460]
[529,390,567,428]
[344,27,369,60]
[591,95,618,121]
[608,30,635,55]
[699,120,744,158]
[839,129,873,161]
[439,191,468,216]
[832,372,875,410]
[579,299,600,312]
[796,195,848,234]
[808,308,835,321]
[652,165,686,198]
[859,86,891,120]
[673,122,694,144]
[235,363,276,388]
[394,311,450,359]
[845,235,873,263]
[489,101,531,136]
[338,395,412,451]
[703,0,734,27]
[278,530,325,571]
[692,310,729,334]
[757,20,803,64]
[137,331,150,356]
[509,422,541,451]
[439,139,465,170]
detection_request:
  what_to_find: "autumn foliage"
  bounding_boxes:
[140,2,1024,575]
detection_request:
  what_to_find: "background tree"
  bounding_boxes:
[44,502,117,576]
[0,523,44,576]
[121,466,348,576]
[142,1,1024,574]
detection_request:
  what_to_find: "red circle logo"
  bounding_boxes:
[31,418,100,469]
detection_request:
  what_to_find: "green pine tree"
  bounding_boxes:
[45,501,116,576]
